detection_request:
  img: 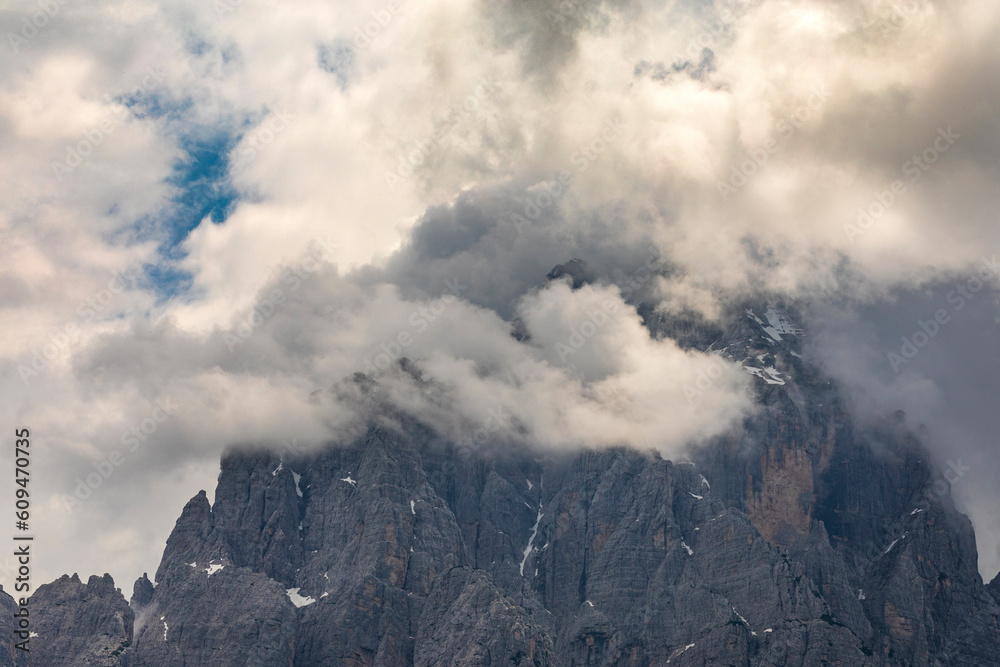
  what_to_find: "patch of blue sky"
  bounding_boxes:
[108,115,242,300]
[317,39,356,90]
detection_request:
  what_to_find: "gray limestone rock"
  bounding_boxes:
[22,299,1000,666]
[0,585,25,667]
[414,567,553,666]
[989,572,1000,606]
[129,573,153,613]
[24,574,132,666]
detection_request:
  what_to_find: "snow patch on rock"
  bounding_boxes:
[520,507,543,576]
[286,588,316,608]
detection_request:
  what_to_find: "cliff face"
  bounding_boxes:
[15,303,1000,666]
[989,573,1000,607]
[0,585,22,667]
[114,428,995,667]
[0,574,132,667]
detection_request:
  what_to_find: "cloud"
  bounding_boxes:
[4,0,1000,592]
[804,284,1000,579]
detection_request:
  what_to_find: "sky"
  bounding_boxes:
[1,0,1000,594]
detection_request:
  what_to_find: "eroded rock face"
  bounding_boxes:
[0,585,25,667]
[129,487,298,667]
[91,417,994,667]
[23,301,1000,666]
[24,574,132,666]
[129,563,296,667]
[989,573,1000,606]
[414,567,554,667]
[128,574,152,613]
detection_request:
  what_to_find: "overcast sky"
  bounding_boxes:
[2,0,999,594]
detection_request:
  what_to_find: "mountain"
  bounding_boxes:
[6,298,1000,666]
[1,574,131,667]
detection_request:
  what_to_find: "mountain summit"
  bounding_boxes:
[6,303,1000,666]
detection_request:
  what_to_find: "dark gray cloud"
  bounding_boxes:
[365,182,666,318]
[805,281,1000,577]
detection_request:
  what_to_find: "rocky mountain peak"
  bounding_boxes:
[7,300,1000,665]
[545,258,596,289]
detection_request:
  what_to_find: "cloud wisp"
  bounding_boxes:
[3,0,1000,590]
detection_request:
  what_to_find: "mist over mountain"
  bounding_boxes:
[6,292,1000,665]
[3,0,1000,664]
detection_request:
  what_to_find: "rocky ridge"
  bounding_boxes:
[5,298,1000,666]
